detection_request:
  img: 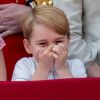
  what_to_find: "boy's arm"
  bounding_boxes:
[32,45,55,80]
[32,65,50,80]
[55,63,74,79]
[56,59,87,78]
[52,44,74,78]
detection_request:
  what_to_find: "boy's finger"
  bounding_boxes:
[52,45,62,54]
[46,44,55,52]
[58,43,67,51]
[52,53,58,59]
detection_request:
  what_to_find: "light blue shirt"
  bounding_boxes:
[12,57,87,81]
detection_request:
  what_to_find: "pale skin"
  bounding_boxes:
[0,37,6,81]
[0,50,7,81]
[52,43,73,79]
[87,62,100,77]
[0,3,30,37]
[23,24,73,80]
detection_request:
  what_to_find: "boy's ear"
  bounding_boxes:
[23,39,32,54]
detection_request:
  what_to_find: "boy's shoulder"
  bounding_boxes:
[67,59,85,72]
[15,57,35,67]
[68,59,84,65]
[16,57,33,63]
[14,57,37,71]
[68,59,87,77]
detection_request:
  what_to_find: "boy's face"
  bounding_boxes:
[23,24,69,61]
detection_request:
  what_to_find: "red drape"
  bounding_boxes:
[0,0,25,4]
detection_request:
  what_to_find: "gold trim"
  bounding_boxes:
[35,0,53,5]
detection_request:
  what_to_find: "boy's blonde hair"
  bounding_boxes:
[21,5,70,40]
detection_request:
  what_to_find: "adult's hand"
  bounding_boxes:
[0,3,30,37]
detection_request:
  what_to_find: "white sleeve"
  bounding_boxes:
[11,58,33,81]
[53,0,96,68]
[69,59,87,78]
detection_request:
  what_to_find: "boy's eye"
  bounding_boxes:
[55,41,63,44]
[38,43,47,46]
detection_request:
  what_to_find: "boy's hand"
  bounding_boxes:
[52,43,73,78]
[37,44,55,73]
[52,43,68,70]
[33,45,55,80]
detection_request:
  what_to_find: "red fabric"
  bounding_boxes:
[0,78,100,100]
[2,34,100,100]
[1,1,100,99]
[0,0,27,80]
[3,33,30,80]
[0,0,25,4]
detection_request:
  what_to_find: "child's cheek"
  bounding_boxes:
[33,48,41,62]
[36,48,45,61]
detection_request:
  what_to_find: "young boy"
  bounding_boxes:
[12,5,87,81]
[0,36,6,81]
